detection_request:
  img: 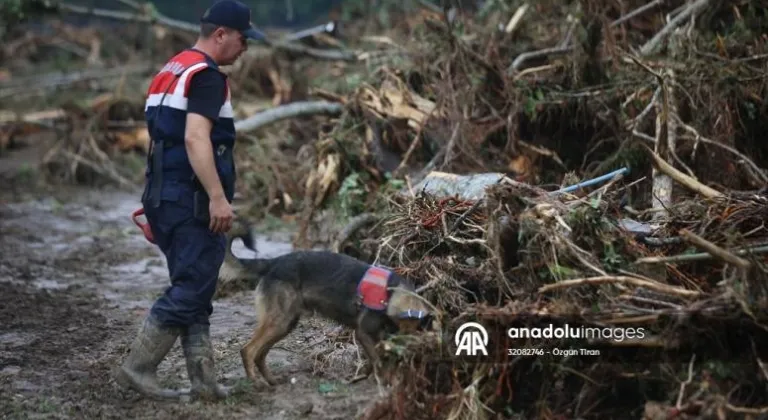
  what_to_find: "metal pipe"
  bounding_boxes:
[551,167,630,195]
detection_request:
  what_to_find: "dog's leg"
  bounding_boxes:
[253,314,298,386]
[240,288,270,384]
[347,312,384,384]
[347,328,379,384]
[240,285,300,387]
[240,320,268,384]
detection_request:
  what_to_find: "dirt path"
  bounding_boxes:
[0,182,379,419]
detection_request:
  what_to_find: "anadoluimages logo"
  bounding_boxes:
[454,322,489,356]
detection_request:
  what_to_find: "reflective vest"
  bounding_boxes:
[143,49,236,200]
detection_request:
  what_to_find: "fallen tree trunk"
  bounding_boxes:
[234,100,344,133]
[58,2,358,62]
[0,65,150,98]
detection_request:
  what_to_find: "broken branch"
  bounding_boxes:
[59,2,199,33]
[58,3,358,62]
[639,0,712,56]
[507,46,574,74]
[640,143,724,199]
[634,245,768,265]
[678,229,752,269]
[611,0,666,27]
[504,4,529,34]
[538,275,702,298]
[234,101,344,133]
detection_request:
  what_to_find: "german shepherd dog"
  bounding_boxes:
[219,219,433,386]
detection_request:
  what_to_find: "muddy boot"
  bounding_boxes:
[181,324,229,401]
[114,315,183,400]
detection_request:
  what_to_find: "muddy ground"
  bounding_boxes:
[0,161,381,418]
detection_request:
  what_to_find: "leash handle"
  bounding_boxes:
[131,208,155,244]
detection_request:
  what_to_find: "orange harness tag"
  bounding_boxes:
[357,266,392,311]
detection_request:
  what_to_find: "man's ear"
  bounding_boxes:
[213,26,228,43]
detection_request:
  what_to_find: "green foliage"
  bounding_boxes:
[335,171,367,218]
[523,87,545,120]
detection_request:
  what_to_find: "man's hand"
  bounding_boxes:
[208,194,233,233]
[185,112,232,233]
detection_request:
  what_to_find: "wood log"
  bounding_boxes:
[234,101,344,133]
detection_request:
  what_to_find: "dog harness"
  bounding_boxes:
[357,266,393,311]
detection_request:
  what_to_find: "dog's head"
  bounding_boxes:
[385,283,436,333]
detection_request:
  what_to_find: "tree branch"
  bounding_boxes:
[639,0,711,56]
[58,3,358,62]
[234,101,344,133]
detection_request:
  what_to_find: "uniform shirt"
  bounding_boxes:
[187,67,228,122]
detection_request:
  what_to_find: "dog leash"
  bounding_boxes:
[132,208,155,243]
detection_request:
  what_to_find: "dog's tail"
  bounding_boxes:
[217,218,268,294]
[227,217,258,254]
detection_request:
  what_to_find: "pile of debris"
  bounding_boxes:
[285,0,768,250]
[349,169,768,419]
[292,1,768,418]
[3,1,768,415]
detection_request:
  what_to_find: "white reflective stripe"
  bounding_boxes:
[173,62,209,96]
[143,62,209,111]
[219,100,233,118]
[144,92,187,111]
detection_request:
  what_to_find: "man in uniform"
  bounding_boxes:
[115,0,268,401]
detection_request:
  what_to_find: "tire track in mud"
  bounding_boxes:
[0,186,379,419]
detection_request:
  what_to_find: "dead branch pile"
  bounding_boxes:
[314,3,768,416]
[280,0,768,250]
[263,8,768,415]
[351,173,768,419]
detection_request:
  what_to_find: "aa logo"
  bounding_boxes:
[454,322,488,356]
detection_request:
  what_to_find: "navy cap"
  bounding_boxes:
[200,0,266,41]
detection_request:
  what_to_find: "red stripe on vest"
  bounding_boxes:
[358,266,392,311]
[146,72,182,96]
[146,50,208,97]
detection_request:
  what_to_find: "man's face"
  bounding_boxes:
[214,27,247,65]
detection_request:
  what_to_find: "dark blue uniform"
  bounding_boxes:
[141,48,236,328]
[116,0,267,402]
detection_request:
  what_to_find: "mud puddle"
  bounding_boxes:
[0,184,380,419]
